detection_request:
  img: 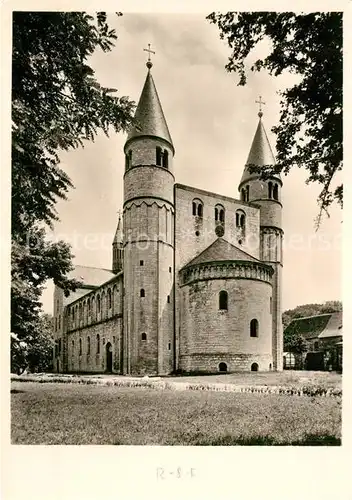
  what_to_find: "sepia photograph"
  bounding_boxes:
[9,9,342,450]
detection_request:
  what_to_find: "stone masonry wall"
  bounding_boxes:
[179,276,273,373]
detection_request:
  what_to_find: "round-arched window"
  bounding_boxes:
[251,363,259,372]
[219,362,228,373]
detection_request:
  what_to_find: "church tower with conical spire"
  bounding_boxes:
[122,55,175,375]
[238,108,284,370]
[112,215,123,273]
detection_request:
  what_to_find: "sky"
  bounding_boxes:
[41,12,342,314]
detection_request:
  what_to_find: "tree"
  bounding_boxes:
[207,12,342,224]
[11,13,135,348]
[11,314,54,374]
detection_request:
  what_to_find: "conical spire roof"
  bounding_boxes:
[113,216,123,245]
[126,68,173,150]
[240,114,280,187]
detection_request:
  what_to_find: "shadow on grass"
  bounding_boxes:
[192,434,341,446]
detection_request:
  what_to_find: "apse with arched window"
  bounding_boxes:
[250,319,259,337]
[219,290,228,311]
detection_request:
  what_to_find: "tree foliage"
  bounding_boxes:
[11,313,54,374]
[11,13,135,349]
[207,12,342,223]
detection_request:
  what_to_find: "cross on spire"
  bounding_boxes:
[255,96,266,117]
[143,43,155,69]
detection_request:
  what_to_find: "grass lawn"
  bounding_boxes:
[168,370,342,388]
[11,381,341,445]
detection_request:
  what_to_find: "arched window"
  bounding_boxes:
[215,204,225,224]
[251,362,259,372]
[96,334,100,354]
[101,291,106,315]
[156,146,162,166]
[87,336,91,355]
[72,339,74,352]
[246,185,250,201]
[314,341,319,351]
[162,149,169,169]
[236,209,246,228]
[87,298,91,315]
[72,307,74,321]
[79,338,82,356]
[270,297,272,314]
[79,303,82,320]
[140,288,145,297]
[273,184,279,200]
[192,199,203,218]
[141,333,147,341]
[107,289,112,309]
[250,319,259,337]
[219,290,228,311]
[269,363,272,371]
[128,150,132,166]
[97,294,101,313]
[219,362,227,373]
[268,181,273,199]
[241,188,246,201]
[91,297,95,318]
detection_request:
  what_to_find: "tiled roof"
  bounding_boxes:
[68,265,116,287]
[284,312,343,341]
[182,237,259,269]
[240,115,281,187]
[126,69,173,149]
[318,312,343,339]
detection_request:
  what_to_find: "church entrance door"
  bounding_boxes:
[106,342,113,373]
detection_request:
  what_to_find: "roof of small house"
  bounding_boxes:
[68,265,116,288]
[182,237,260,269]
[284,312,343,341]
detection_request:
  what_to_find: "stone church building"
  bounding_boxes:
[53,59,284,375]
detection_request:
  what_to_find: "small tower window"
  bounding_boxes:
[87,336,91,355]
[219,290,228,311]
[72,339,74,351]
[140,260,144,266]
[168,342,171,350]
[167,295,170,303]
[246,185,250,202]
[156,146,162,166]
[169,266,172,273]
[268,181,273,199]
[241,188,246,201]
[273,184,279,201]
[141,333,147,341]
[270,297,272,314]
[140,288,145,297]
[192,201,197,216]
[96,334,100,354]
[79,338,82,356]
[250,319,259,337]
[162,149,169,169]
[215,207,218,221]
[128,150,132,166]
